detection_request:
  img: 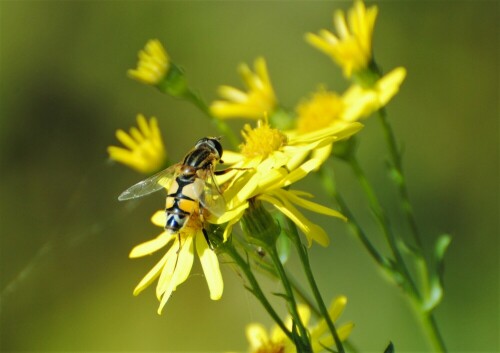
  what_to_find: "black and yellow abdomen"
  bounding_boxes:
[164,173,204,233]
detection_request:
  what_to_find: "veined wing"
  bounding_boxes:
[199,170,226,217]
[118,164,179,201]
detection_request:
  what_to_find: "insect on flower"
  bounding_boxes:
[118,137,227,247]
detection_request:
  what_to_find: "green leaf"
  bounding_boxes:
[423,234,452,312]
[434,234,452,279]
[384,341,395,353]
[272,292,289,301]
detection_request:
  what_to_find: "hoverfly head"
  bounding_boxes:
[195,136,223,160]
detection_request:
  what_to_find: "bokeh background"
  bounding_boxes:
[0,1,498,352]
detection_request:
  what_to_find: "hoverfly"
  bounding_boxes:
[118,137,227,247]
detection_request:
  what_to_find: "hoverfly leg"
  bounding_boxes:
[202,228,214,250]
[176,233,182,254]
[214,167,251,176]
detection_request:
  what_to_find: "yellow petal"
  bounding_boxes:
[151,210,166,227]
[136,114,150,137]
[129,231,174,258]
[297,304,312,327]
[270,323,287,343]
[171,235,195,287]
[312,143,333,165]
[246,323,269,350]
[280,158,323,187]
[311,296,348,339]
[132,248,172,296]
[217,85,248,102]
[157,235,194,314]
[196,232,223,300]
[116,129,138,150]
[220,150,245,164]
[377,67,407,105]
[311,322,354,351]
[156,239,182,298]
[282,189,346,221]
[337,322,355,341]
[213,201,248,225]
[259,193,330,247]
[256,168,288,193]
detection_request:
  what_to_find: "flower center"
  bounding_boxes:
[253,341,286,353]
[240,120,287,158]
[296,89,344,133]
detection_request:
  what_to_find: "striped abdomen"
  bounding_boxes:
[164,172,204,233]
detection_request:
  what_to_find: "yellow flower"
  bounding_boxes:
[342,67,407,120]
[210,57,277,120]
[107,114,167,174]
[295,88,347,134]
[293,67,406,135]
[128,39,169,85]
[306,0,378,78]
[214,119,363,246]
[244,296,354,353]
[129,210,223,314]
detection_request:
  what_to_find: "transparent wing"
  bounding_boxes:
[118,164,179,201]
[199,170,226,217]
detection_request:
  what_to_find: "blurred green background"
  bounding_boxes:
[0,1,497,352]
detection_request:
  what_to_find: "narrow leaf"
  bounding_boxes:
[384,341,395,353]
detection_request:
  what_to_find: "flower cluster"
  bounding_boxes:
[244,297,353,353]
[110,0,413,351]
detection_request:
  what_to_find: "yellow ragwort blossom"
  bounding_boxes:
[129,210,223,314]
[107,114,166,174]
[293,67,406,135]
[244,296,354,353]
[306,0,377,78]
[214,118,363,247]
[210,57,277,120]
[295,88,347,134]
[128,39,170,85]
[342,67,407,120]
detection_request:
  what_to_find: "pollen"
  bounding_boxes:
[240,120,287,158]
[296,89,344,133]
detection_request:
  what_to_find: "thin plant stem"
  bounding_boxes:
[319,165,386,268]
[376,108,447,352]
[222,243,294,342]
[286,220,345,353]
[236,237,321,318]
[348,155,421,298]
[377,108,423,249]
[268,245,312,352]
[422,311,448,353]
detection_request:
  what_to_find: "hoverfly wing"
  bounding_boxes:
[118,164,179,201]
[199,173,226,218]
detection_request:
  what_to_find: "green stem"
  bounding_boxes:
[287,220,345,353]
[235,237,321,318]
[377,108,423,249]
[422,311,447,353]
[268,245,312,352]
[376,108,447,352]
[319,165,386,268]
[349,155,421,298]
[183,89,240,149]
[222,243,294,342]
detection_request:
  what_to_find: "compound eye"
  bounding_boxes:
[194,137,209,149]
[209,138,223,159]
